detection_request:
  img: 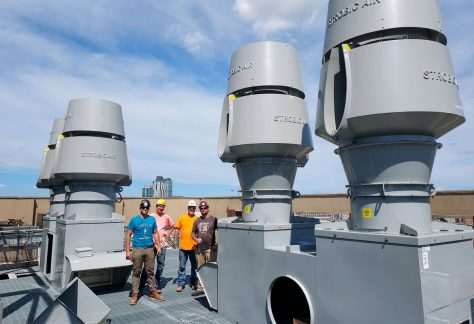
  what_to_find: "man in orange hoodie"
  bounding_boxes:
[174,200,199,292]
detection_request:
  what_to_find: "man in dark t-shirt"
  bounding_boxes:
[191,200,217,296]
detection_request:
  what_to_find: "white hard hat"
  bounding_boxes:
[188,200,197,207]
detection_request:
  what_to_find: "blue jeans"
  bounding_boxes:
[140,248,167,290]
[177,249,197,286]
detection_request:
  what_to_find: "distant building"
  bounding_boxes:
[141,176,173,198]
[153,176,172,197]
[142,185,154,198]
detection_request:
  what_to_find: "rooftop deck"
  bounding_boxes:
[0,249,231,323]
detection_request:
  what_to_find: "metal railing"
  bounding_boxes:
[0,226,43,271]
[293,212,350,223]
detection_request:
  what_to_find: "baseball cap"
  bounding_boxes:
[156,198,166,206]
[188,200,197,207]
[199,200,209,208]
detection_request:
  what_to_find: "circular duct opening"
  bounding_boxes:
[268,276,312,324]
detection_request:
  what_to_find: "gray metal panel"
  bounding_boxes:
[40,217,59,279]
[323,0,444,55]
[48,118,65,147]
[217,223,317,324]
[344,40,463,137]
[315,225,474,246]
[315,229,474,323]
[35,277,110,324]
[420,240,474,323]
[227,41,304,94]
[58,278,110,323]
[264,249,317,324]
[218,225,266,323]
[37,149,56,188]
[225,94,313,160]
[49,189,66,218]
[217,96,234,162]
[53,136,130,183]
[63,98,125,137]
[56,219,126,256]
[235,158,297,223]
[316,231,424,324]
[66,252,131,272]
[54,219,127,289]
[317,40,464,142]
[350,195,433,233]
[197,262,218,310]
[33,299,83,324]
[63,183,116,220]
[38,118,64,188]
[337,137,438,184]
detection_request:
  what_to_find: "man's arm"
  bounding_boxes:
[153,229,161,256]
[125,229,133,260]
[167,215,175,229]
[174,218,180,241]
[164,215,175,238]
[191,220,201,244]
[174,231,178,241]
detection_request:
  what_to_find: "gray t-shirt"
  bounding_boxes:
[192,215,217,251]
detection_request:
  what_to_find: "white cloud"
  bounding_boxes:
[233,0,325,36]
[168,24,212,55]
[182,31,208,54]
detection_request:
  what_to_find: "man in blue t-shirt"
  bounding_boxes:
[126,199,165,305]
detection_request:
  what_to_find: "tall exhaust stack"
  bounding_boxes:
[218,41,313,224]
[38,98,133,290]
[208,41,317,323]
[37,117,65,279]
[314,1,474,323]
[315,0,464,234]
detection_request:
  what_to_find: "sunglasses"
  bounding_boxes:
[140,207,150,210]
[199,206,208,210]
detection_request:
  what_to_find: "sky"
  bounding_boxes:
[0,0,473,198]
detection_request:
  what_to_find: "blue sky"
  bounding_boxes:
[0,0,473,197]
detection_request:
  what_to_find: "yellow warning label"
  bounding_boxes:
[244,204,252,214]
[43,147,50,152]
[229,94,236,101]
[362,207,373,218]
[58,135,64,139]
[342,44,351,52]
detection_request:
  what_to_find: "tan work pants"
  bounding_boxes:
[131,248,156,293]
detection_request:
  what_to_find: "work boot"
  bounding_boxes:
[191,290,204,297]
[130,293,139,305]
[150,289,165,301]
[189,283,197,290]
[176,285,184,292]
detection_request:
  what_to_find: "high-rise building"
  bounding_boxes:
[153,176,172,197]
[141,177,172,198]
[141,185,154,198]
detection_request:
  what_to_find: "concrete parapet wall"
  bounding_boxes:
[0,191,472,226]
